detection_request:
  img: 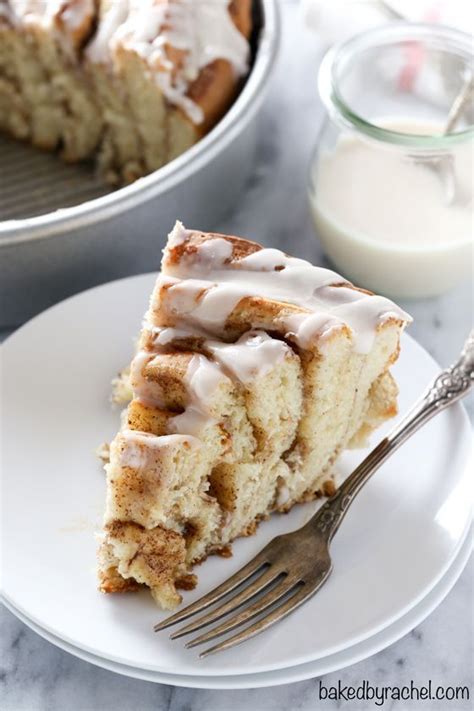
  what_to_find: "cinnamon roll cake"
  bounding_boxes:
[98,223,411,609]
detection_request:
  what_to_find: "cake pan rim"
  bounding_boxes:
[0,0,280,245]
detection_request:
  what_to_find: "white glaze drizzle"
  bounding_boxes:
[152,324,207,345]
[166,218,189,247]
[132,321,291,438]
[281,312,340,350]
[85,0,249,123]
[126,224,410,447]
[85,0,129,64]
[145,322,291,385]
[11,0,93,34]
[129,350,163,408]
[183,353,226,404]
[168,334,290,436]
[159,222,411,354]
[186,237,234,267]
[205,331,290,385]
[118,428,199,470]
[56,0,93,31]
[130,347,227,420]
[168,354,226,437]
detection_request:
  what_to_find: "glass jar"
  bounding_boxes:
[308,23,473,299]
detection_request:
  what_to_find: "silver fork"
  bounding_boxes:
[155,332,474,657]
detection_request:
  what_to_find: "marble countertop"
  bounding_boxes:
[1,2,472,709]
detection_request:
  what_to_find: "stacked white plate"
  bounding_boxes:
[1,275,472,689]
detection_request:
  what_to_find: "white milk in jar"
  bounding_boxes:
[309,120,473,298]
[312,24,474,298]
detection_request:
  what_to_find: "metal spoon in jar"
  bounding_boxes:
[412,74,473,207]
[378,1,472,205]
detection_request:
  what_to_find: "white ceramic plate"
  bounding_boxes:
[1,274,472,677]
[2,528,471,689]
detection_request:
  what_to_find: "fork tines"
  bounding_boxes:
[154,539,331,657]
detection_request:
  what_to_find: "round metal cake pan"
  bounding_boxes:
[0,0,280,328]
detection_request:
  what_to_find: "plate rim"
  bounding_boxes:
[2,527,472,689]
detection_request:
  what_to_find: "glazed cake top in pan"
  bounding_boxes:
[5,0,251,124]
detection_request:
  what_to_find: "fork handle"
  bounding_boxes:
[310,331,474,542]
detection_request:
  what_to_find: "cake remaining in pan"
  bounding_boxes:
[0,0,252,183]
[98,222,410,608]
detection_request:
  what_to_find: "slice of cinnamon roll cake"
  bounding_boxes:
[98,222,411,609]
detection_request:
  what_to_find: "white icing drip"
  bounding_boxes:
[329,293,403,353]
[159,224,411,353]
[12,0,93,33]
[165,277,216,317]
[168,407,211,437]
[167,220,190,248]
[138,327,290,437]
[185,353,225,403]
[85,0,129,64]
[187,237,234,269]
[138,326,291,438]
[127,225,410,451]
[147,324,290,385]
[85,0,249,123]
[129,350,164,408]
[282,312,342,349]
[129,347,228,436]
[58,0,93,31]
[153,325,204,345]
[169,354,226,436]
[163,0,249,76]
[119,429,199,470]
[205,331,290,385]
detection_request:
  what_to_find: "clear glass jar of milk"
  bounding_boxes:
[308,24,473,299]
